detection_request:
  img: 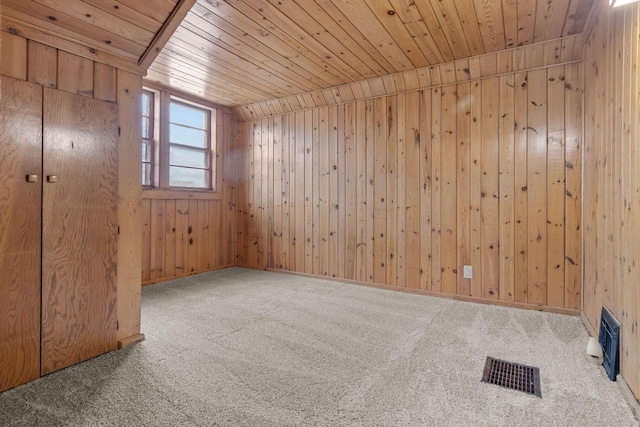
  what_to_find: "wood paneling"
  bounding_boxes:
[41,89,119,375]
[2,0,180,67]
[2,31,144,351]
[583,3,639,401]
[233,35,585,120]
[0,77,43,393]
[237,62,583,314]
[147,0,594,106]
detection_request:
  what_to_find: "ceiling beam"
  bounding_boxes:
[138,0,197,70]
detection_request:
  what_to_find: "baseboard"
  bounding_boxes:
[142,264,235,286]
[580,311,598,337]
[617,374,640,421]
[117,333,145,349]
[234,266,580,316]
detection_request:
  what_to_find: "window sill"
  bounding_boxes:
[142,189,222,200]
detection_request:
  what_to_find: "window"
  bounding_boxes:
[141,86,216,191]
[169,100,211,189]
[141,90,154,187]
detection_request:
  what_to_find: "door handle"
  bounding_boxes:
[47,175,58,183]
[26,174,39,183]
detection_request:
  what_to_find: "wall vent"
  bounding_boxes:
[598,306,621,381]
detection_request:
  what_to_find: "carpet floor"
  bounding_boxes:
[0,267,637,426]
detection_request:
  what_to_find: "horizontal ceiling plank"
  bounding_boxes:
[240,0,369,82]
[146,67,257,106]
[517,0,537,46]
[562,0,596,37]
[34,0,155,45]
[81,0,164,33]
[163,34,296,94]
[204,0,345,88]
[327,0,414,72]
[151,52,278,100]
[473,0,506,52]
[161,37,299,98]
[2,6,140,62]
[387,0,447,64]
[117,0,179,24]
[534,0,572,42]
[362,0,430,68]
[453,0,486,55]
[268,0,383,79]
[305,0,398,75]
[501,0,518,48]
[425,0,472,58]
[4,0,146,58]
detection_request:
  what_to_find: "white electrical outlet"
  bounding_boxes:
[463,265,473,279]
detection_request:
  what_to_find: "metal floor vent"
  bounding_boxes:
[481,357,542,397]
[598,306,621,381]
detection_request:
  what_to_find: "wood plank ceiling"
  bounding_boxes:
[146,0,596,106]
[1,0,185,69]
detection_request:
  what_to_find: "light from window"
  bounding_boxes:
[141,90,154,186]
[169,100,211,189]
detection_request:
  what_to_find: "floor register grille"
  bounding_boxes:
[481,357,542,398]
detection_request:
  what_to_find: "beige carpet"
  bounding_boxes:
[0,267,637,426]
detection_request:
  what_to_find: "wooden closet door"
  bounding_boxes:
[41,88,119,375]
[0,77,43,392]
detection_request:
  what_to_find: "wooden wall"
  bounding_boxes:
[583,3,640,401]
[140,112,238,285]
[236,58,583,314]
[0,29,144,346]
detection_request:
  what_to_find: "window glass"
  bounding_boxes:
[169,99,210,189]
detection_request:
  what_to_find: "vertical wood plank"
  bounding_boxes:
[527,68,549,306]
[304,110,313,273]
[175,199,189,277]
[27,41,57,88]
[431,88,442,293]
[481,77,500,299]
[57,51,93,97]
[420,89,433,290]
[312,109,318,275]
[499,74,515,302]
[1,33,27,80]
[356,100,367,282]
[405,91,420,289]
[386,95,398,287]
[366,100,375,283]
[295,112,306,272]
[164,200,176,278]
[345,102,357,280]
[441,84,457,294]
[317,107,329,275]
[514,71,529,303]
[329,106,340,278]
[546,65,566,308]
[396,93,406,287]
[373,97,387,284]
[93,63,116,102]
[456,82,471,296]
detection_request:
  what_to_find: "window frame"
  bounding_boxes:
[167,97,214,190]
[141,83,219,195]
[141,89,157,188]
